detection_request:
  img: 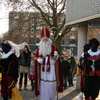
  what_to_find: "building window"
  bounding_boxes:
[61,39,65,45]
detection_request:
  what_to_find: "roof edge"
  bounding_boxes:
[65,14,100,26]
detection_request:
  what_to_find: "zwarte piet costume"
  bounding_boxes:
[84,38,100,100]
[0,41,19,100]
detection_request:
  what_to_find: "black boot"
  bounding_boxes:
[19,83,22,91]
[31,84,34,91]
[24,84,28,90]
[31,81,34,91]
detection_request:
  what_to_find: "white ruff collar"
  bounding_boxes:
[88,49,100,56]
[2,51,14,59]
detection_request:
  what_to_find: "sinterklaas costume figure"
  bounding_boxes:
[34,27,63,100]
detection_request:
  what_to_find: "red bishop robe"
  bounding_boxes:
[34,44,63,96]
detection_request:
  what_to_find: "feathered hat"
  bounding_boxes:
[7,40,27,57]
[89,38,100,47]
[1,40,12,50]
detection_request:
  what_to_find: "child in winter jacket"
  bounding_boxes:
[61,55,71,89]
[29,52,35,91]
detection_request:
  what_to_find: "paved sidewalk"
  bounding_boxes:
[0,77,100,100]
[16,78,81,100]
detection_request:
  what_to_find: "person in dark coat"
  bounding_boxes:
[18,45,31,91]
[60,53,64,62]
[0,41,19,100]
[61,55,71,89]
[66,49,77,87]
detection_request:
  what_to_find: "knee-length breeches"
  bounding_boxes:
[1,76,14,98]
[84,75,100,98]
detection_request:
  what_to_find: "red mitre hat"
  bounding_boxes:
[41,27,50,38]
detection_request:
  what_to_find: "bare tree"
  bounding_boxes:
[27,0,71,53]
[3,0,71,53]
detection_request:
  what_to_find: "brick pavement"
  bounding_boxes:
[0,77,100,100]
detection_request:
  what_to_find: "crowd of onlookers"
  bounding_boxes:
[60,49,77,89]
[0,41,77,100]
[1,38,100,100]
[14,45,77,91]
[0,44,77,92]
[0,27,99,100]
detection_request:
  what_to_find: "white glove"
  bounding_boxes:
[37,59,43,64]
[54,51,58,56]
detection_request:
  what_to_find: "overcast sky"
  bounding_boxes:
[0,2,9,37]
[0,0,34,37]
[0,0,64,37]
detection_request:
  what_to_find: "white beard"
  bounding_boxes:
[39,38,52,57]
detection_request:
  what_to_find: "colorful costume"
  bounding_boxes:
[35,44,63,99]
[0,48,3,85]
[34,27,63,100]
[0,41,19,100]
[84,38,100,100]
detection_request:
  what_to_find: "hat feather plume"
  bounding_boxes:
[8,40,27,57]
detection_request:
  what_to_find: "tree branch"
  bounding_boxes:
[28,0,52,26]
[57,18,66,33]
[60,27,72,38]
[47,0,52,9]
[57,0,66,17]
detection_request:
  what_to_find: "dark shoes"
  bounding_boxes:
[31,86,34,91]
[24,85,28,90]
[72,83,74,86]
[64,85,67,89]
[19,83,22,91]
[69,84,74,87]
[69,84,72,87]
[18,88,22,91]
[63,85,67,90]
